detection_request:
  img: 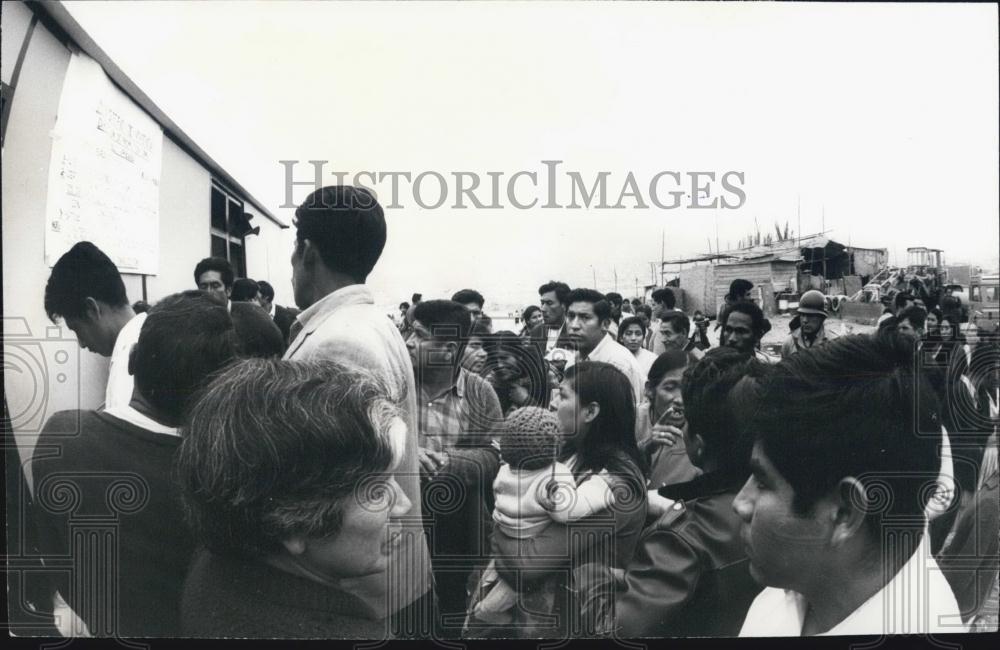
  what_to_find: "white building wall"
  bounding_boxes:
[2,2,286,474]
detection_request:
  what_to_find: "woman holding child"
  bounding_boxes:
[464,361,648,638]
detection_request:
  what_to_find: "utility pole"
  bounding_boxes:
[613,267,618,293]
[590,265,597,288]
[635,277,639,299]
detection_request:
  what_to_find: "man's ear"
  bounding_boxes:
[830,476,870,546]
[127,345,138,377]
[582,401,601,424]
[689,432,706,464]
[83,297,102,322]
[282,538,307,556]
[644,382,655,404]
[443,340,459,362]
[300,238,319,270]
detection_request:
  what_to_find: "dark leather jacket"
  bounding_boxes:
[614,471,762,637]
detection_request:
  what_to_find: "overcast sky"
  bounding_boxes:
[65,1,999,310]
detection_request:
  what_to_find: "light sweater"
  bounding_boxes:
[492,461,614,539]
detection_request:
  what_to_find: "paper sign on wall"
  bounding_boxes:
[44,52,163,274]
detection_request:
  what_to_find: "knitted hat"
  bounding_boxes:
[499,407,563,471]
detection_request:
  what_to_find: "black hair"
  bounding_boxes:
[294,185,386,283]
[485,331,549,410]
[521,305,541,323]
[561,362,648,492]
[400,301,410,311]
[723,300,767,337]
[897,305,927,330]
[451,289,485,308]
[660,310,691,336]
[647,349,689,385]
[893,291,915,310]
[752,333,941,529]
[411,293,423,303]
[230,278,261,302]
[635,304,653,319]
[538,281,571,305]
[412,299,472,343]
[727,279,754,300]
[565,288,612,322]
[617,316,647,340]
[257,280,276,301]
[605,292,623,307]
[681,347,761,475]
[651,288,676,309]
[131,300,150,315]
[130,291,239,422]
[193,257,235,290]
[45,242,129,322]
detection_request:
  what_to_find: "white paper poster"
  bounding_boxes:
[45,52,163,274]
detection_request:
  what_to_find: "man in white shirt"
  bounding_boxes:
[283,185,432,636]
[44,241,144,411]
[564,288,644,404]
[734,333,964,636]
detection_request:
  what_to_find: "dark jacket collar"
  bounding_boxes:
[658,470,746,502]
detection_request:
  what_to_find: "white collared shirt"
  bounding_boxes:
[104,312,147,411]
[580,333,645,404]
[740,532,965,636]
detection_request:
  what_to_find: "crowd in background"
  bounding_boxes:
[23,184,999,639]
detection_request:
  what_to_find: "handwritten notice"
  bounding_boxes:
[45,53,163,274]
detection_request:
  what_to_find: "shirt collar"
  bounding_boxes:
[584,332,613,359]
[294,284,373,333]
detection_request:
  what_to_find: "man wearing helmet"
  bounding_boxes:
[780,290,837,359]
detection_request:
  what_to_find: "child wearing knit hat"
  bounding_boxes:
[470,406,616,625]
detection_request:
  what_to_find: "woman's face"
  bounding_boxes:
[620,323,645,353]
[528,309,545,328]
[496,350,521,379]
[646,367,686,425]
[925,312,939,335]
[300,474,412,580]
[551,378,591,442]
[939,319,954,340]
[461,337,488,374]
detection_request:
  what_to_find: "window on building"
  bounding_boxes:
[210,182,257,278]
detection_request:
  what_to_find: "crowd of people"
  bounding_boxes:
[27,184,998,639]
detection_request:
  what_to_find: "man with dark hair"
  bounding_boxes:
[878,290,915,326]
[33,291,240,636]
[193,257,235,306]
[605,292,624,338]
[528,280,573,350]
[44,241,145,411]
[716,279,754,333]
[405,300,503,634]
[564,288,644,403]
[197,270,284,356]
[780,290,836,359]
[721,301,776,363]
[735,334,961,635]
[451,288,486,321]
[646,288,677,354]
[895,305,927,340]
[283,185,432,633]
[613,347,763,636]
[230,278,263,305]
[528,281,574,367]
[658,310,704,363]
[256,280,300,345]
